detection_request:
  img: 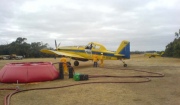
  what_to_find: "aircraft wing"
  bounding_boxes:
[40,49,86,59]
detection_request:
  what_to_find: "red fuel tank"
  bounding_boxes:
[0,62,59,83]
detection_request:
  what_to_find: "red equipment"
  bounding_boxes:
[0,62,59,83]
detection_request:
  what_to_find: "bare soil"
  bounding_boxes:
[0,54,180,105]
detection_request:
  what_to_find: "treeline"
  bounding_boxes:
[164,29,180,58]
[0,37,53,58]
[131,51,163,54]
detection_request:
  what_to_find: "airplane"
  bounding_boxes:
[40,40,130,67]
[144,51,164,58]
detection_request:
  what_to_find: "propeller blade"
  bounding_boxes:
[58,42,61,47]
[55,40,57,49]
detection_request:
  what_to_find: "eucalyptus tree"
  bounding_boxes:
[175,29,180,39]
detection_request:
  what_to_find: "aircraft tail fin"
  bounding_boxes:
[115,40,130,59]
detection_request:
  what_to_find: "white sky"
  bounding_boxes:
[0,0,180,51]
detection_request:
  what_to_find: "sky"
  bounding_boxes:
[0,0,180,51]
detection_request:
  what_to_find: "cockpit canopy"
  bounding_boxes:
[85,42,107,51]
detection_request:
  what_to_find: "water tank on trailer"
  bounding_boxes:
[0,62,59,83]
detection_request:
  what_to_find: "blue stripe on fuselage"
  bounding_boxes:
[59,49,115,57]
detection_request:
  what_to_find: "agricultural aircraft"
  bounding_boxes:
[144,51,164,58]
[40,40,130,67]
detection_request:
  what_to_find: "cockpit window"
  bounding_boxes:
[85,43,101,50]
[85,43,93,49]
[94,45,100,50]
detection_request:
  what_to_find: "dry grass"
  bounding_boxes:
[0,55,180,105]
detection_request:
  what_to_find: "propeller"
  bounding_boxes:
[55,40,61,50]
[58,42,61,48]
[55,40,57,50]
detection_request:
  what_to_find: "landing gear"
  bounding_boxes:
[123,64,127,67]
[74,60,79,66]
[120,59,127,67]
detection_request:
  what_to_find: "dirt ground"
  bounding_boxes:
[0,54,180,105]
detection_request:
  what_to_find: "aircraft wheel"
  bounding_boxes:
[124,64,127,67]
[74,61,79,66]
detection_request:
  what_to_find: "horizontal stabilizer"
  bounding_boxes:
[114,54,124,56]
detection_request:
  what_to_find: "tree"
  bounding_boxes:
[15,37,27,44]
[0,37,50,58]
[164,29,180,58]
[175,29,180,39]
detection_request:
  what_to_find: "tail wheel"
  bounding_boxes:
[124,64,127,67]
[120,59,127,67]
[74,61,79,66]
